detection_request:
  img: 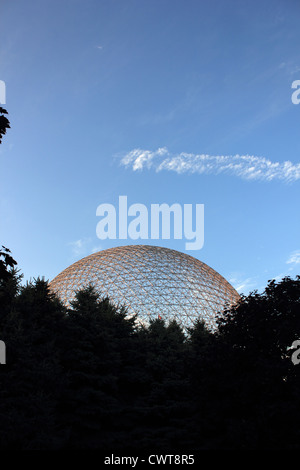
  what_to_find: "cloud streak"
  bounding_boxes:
[68,237,92,258]
[121,147,300,182]
[287,250,300,265]
[228,274,258,294]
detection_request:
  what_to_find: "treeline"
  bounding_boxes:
[0,247,300,450]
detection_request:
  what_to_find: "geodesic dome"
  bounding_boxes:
[50,245,239,330]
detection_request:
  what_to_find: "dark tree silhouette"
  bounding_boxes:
[0,277,67,449]
[0,246,17,281]
[0,107,10,144]
[0,246,299,451]
[0,108,13,313]
[0,246,21,320]
[211,275,300,449]
[58,285,138,449]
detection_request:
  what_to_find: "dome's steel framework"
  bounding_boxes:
[50,245,240,330]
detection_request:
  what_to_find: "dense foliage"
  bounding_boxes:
[0,107,10,144]
[0,247,300,450]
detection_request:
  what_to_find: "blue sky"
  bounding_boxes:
[0,0,299,295]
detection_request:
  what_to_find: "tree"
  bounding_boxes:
[213,275,300,449]
[122,317,193,452]
[0,107,14,314]
[0,246,21,320]
[0,278,67,449]
[1,252,299,450]
[58,285,138,449]
[0,246,17,281]
[0,107,10,144]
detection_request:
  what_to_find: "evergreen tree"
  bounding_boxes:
[0,277,67,449]
[0,244,299,451]
[58,285,137,449]
[121,317,193,452]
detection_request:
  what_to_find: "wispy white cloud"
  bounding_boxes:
[121,147,300,183]
[287,250,300,265]
[121,147,168,171]
[68,237,92,258]
[228,275,258,294]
